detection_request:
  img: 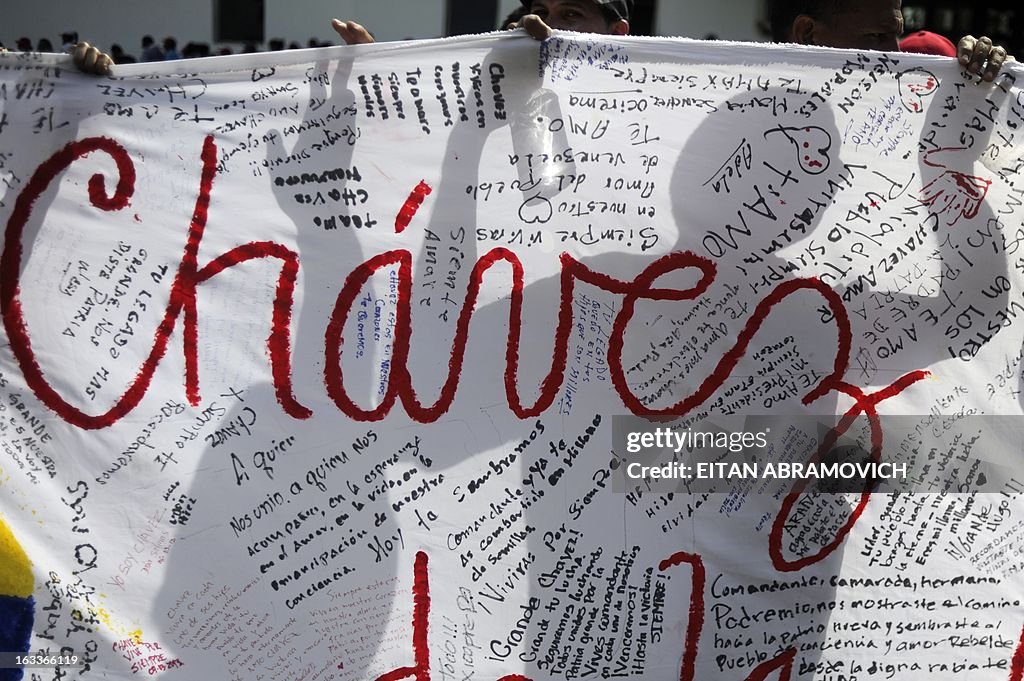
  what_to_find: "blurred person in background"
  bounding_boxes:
[769,0,1009,81]
[60,31,78,51]
[140,35,163,61]
[162,36,179,60]
[110,44,136,64]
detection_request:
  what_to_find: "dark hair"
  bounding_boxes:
[596,1,632,25]
[37,38,53,51]
[501,6,529,29]
[142,35,154,47]
[767,0,851,42]
[596,6,620,25]
[163,36,177,50]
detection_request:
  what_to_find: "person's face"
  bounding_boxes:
[798,0,904,52]
[528,0,629,35]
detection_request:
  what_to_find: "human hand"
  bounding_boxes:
[957,35,1011,82]
[331,19,375,45]
[514,14,554,41]
[72,42,112,75]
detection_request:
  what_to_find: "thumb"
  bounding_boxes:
[521,15,553,41]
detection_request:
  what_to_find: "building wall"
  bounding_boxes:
[1,0,446,54]
[265,0,446,44]
[3,0,761,55]
[657,0,763,41]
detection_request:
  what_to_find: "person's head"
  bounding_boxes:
[163,36,177,51]
[770,0,903,52]
[60,31,77,46]
[16,37,32,52]
[37,38,53,51]
[520,0,631,35]
[142,35,154,48]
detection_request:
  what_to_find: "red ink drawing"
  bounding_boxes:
[657,550,795,681]
[4,134,936,573]
[373,551,431,681]
[1,135,309,429]
[371,551,535,681]
[1011,623,1024,681]
[769,370,928,571]
[395,181,432,234]
[658,551,704,681]
[897,67,939,114]
[919,147,992,226]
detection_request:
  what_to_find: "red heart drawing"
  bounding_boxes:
[897,67,939,114]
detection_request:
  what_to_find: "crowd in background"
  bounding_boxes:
[0,5,966,62]
[0,30,342,62]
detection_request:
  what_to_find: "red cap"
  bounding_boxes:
[899,31,957,57]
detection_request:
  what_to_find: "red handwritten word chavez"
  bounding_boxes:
[4,135,922,427]
[4,135,927,570]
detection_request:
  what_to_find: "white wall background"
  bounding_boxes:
[656,0,762,41]
[3,0,761,55]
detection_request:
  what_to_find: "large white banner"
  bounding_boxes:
[1,33,1023,681]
